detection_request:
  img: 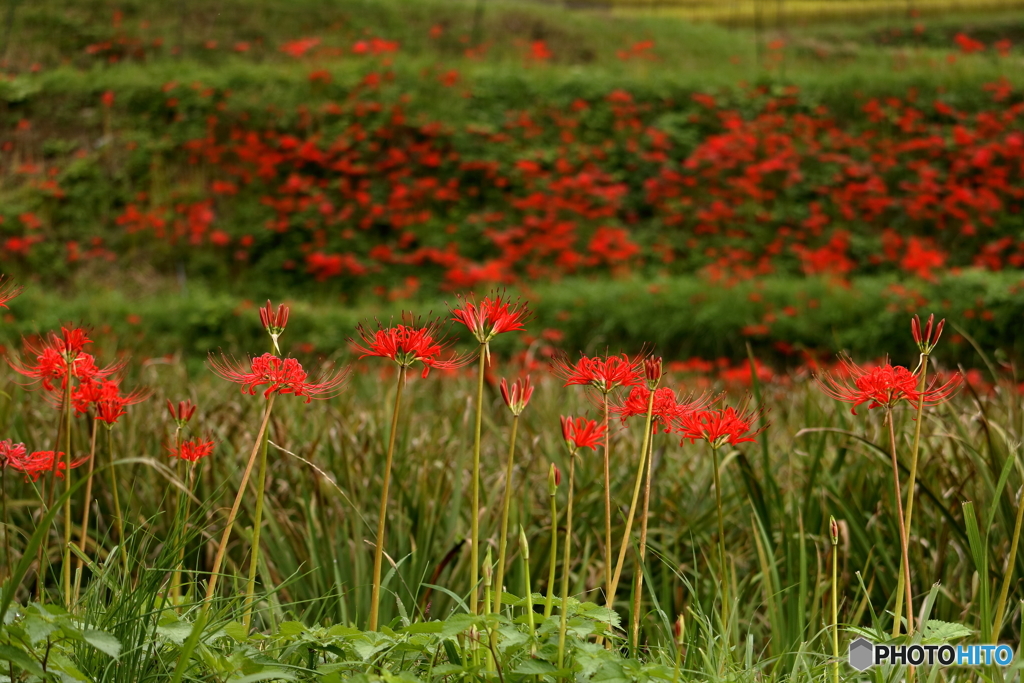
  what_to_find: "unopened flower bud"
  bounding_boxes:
[260,300,290,352]
[548,463,560,494]
[167,399,197,427]
[519,525,530,560]
[673,614,685,647]
[644,357,662,389]
[483,549,493,586]
[911,313,945,354]
[829,515,839,546]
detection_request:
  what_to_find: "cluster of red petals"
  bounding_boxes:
[552,352,644,393]
[677,405,765,447]
[560,415,606,451]
[499,376,534,415]
[816,356,961,414]
[0,439,27,469]
[352,320,472,378]
[612,386,712,433]
[72,378,148,424]
[450,292,529,344]
[6,450,85,482]
[0,276,22,309]
[169,438,216,463]
[259,299,290,335]
[209,352,347,402]
[10,327,121,394]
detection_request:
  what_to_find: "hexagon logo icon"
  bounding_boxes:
[848,637,875,672]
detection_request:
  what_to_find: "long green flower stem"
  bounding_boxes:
[630,432,656,648]
[519,527,535,649]
[107,427,128,578]
[469,345,487,616]
[556,453,577,672]
[831,522,839,683]
[892,355,929,638]
[544,473,558,619]
[493,413,520,615]
[885,410,915,635]
[168,395,276,683]
[368,366,406,631]
[170,461,196,610]
[601,392,612,606]
[710,444,729,632]
[607,388,656,609]
[242,421,273,631]
[992,483,1024,641]
[1,467,9,583]
[73,419,100,604]
[62,377,74,607]
[37,381,71,602]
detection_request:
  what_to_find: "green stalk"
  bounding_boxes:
[992,483,1024,641]
[369,366,406,631]
[601,392,612,606]
[831,518,839,683]
[493,413,520,615]
[73,418,99,604]
[556,453,577,672]
[1,467,9,583]
[630,432,656,648]
[893,355,928,638]
[607,388,656,609]
[545,470,558,619]
[886,409,914,635]
[37,381,70,602]
[470,345,486,616]
[62,374,74,608]
[107,427,128,579]
[241,419,273,631]
[520,527,535,646]
[169,395,276,683]
[170,460,195,610]
[711,444,729,632]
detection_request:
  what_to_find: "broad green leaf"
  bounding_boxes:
[83,629,122,659]
[157,620,194,645]
[226,670,298,683]
[514,659,557,674]
[277,621,305,637]
[400,621,444,634]
[222,621,250,643]
[0,643,45,676]
[922,620,973,642]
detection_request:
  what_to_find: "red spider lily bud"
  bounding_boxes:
[548,463,560,493]
[483,549,493,586]
[829,516,839,546]
[167,399,197,427]
[518,525,530,559]
[911,313,945,354]
[500,376,534,416]
[673,614,686,647]
[260,300,290,352]
[644,357,662,389]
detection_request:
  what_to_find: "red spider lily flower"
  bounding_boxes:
[560,416,606,452]
[816,356,961,414]
[677,404,765,448]
[613,386,713,433]
[551,352,645,394]
[168,438,215,463]
[10,332,121,394]
[208,353,348,402]
[89,381,148,425]
[9,450,86,482]
[259,300,290,350]
[450,292,530,344]
[0,276,22,309]
[0,439,27,469]
[911,314,946,354]
[351,319,472,378]
[167,399,197,427]
[500,376,534,416]
[548,462,560,491]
